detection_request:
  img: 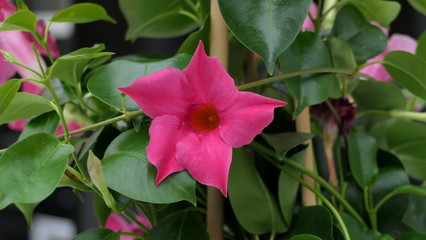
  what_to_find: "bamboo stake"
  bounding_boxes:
[207,0,228,239]
[295,107,317,206]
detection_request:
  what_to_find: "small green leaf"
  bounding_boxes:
[384,51,426,100]
[0,92,53,125]
[15,202,37,227]
[16,0,29,11]
[348,0,400,28]
[0,10,36,33]
[285,206,334,240]
[416,31,426,62]
[87,54,191,110]
[18,111,59,141]
[0,79,21,115]
[351,80,406,110]
[178,17,210,55]
[72,228,118,240]
[88,151,116,210]
[280,32,337,117]
[0,133,74,209]
[263,132,313,160]
[119,0,204,40]
[386,120,426,149]
[51,3,116,24]
[229,148,286,235]
[408,0,426,15]
[219,0,312,75]
[146,210,209,240]
[290,235,322,240]
[348,129,378,188]
[332,5,387,63]
[391,141,426,180]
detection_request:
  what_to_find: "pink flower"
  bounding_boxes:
[302,2,317,31]
[119,42,286,196]
[361,26,417,81]
[105,212,151,240]
[7,118,83,135]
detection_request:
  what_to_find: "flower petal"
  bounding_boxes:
[0,55,16,85]
[105,213,136,240]
[175,131,232,196]
[8,119,27,131]
[22,81,43,95]
[147,115,186,185]
[302,3,317,31]
[118,68,194,119]
[219,91,286,148]
[183,41,238,111]
[387,33,417,53]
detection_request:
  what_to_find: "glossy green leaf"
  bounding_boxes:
[290,235,322,240]
[280,32,336,117]
[264,132,313,160]
[102,128,196,205]
[415,31,426,62]
[351,80,406,110]
[146,210,209,240]
[15,202,37,227]
[384,51,426,100]
[16,0,29,11]
[219,0,312,75]
[0,92,53,125]
[0,10,36,33]
[386,120,426,149]
[88,151,116,210]
[72,228,119,240]
[391,141,426,180]
[51,3,116,24]
[50,44,113,87]
[373,150,410,233]
[408,0,426,15]
[178,17,210,55]
[119,0,203,40]
[18,111,59,141]
[87,54,191,110]
[285,206,333,240]
[348,129,378,188]
[229,148,286,235]
[341,212,393,240]
[348,0,400,28]
[398,195,426,235]
[398,232,426,240]
[332,5,387,63]
[0,133,74,209]
[0,79,21,115]
[279,151,305,228]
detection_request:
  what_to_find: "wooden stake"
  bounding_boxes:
[207,0,228,239]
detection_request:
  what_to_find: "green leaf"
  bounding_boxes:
[279,151,305,228]
[119,0,203,40]
[146,210,209,240]
[16,0,29,11]
[351,80,406,110]
[229,148,286,235]
[50,44,113,87]
[0,133,74,209]
[373,150,410,233]
[332,5,387,63]
[87,54,191,110]
[178,17,210,55]
[264,132,313,160]
[348,129,378,188]
[219,0,312,75]
[0,92,53,125]
[72,228,119,240]
[18,111,59,141]
[398,195,426,235]
[15,202,37,227]
[408,0,426,15]
[104,128,149,157]
[51,3,116,24]
[398,232,426,240]
[391,141,426,180]
[280,32,336,117]
[290,235,322,240]
[384,51,426,100]
[285,206,334,240]
[0,10,37,33]
[340,212,393,240]
[416,31,426,62]
[92,194,111,227]
[0,79,21,116]
[348,0,400,28]
[386,120,426,149]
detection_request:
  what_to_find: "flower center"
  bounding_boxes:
[189,103,220,132]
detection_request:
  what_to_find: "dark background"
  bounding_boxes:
[0,0,425,239]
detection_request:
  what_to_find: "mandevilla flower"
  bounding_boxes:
[119,41,286,196]
[302,2,317,31]
[104,212,151,240]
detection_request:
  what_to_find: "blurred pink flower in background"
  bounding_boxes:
[361,24,417,81]
[105,212,151,240]
[302,2,317,31]
[119,41,285,196]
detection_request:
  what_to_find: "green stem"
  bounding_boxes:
[43,21,55,64]
[44,80,71,140]
[269,232,276,240]
[123,211,151,233]
[280,163,351,240]
[364,187,377,230]
[237,68,353,90]
[56,110,144,138]
[357,109,426,122]
[335,135,347,198]
[250,141,368,229]
[356,60,385,71]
